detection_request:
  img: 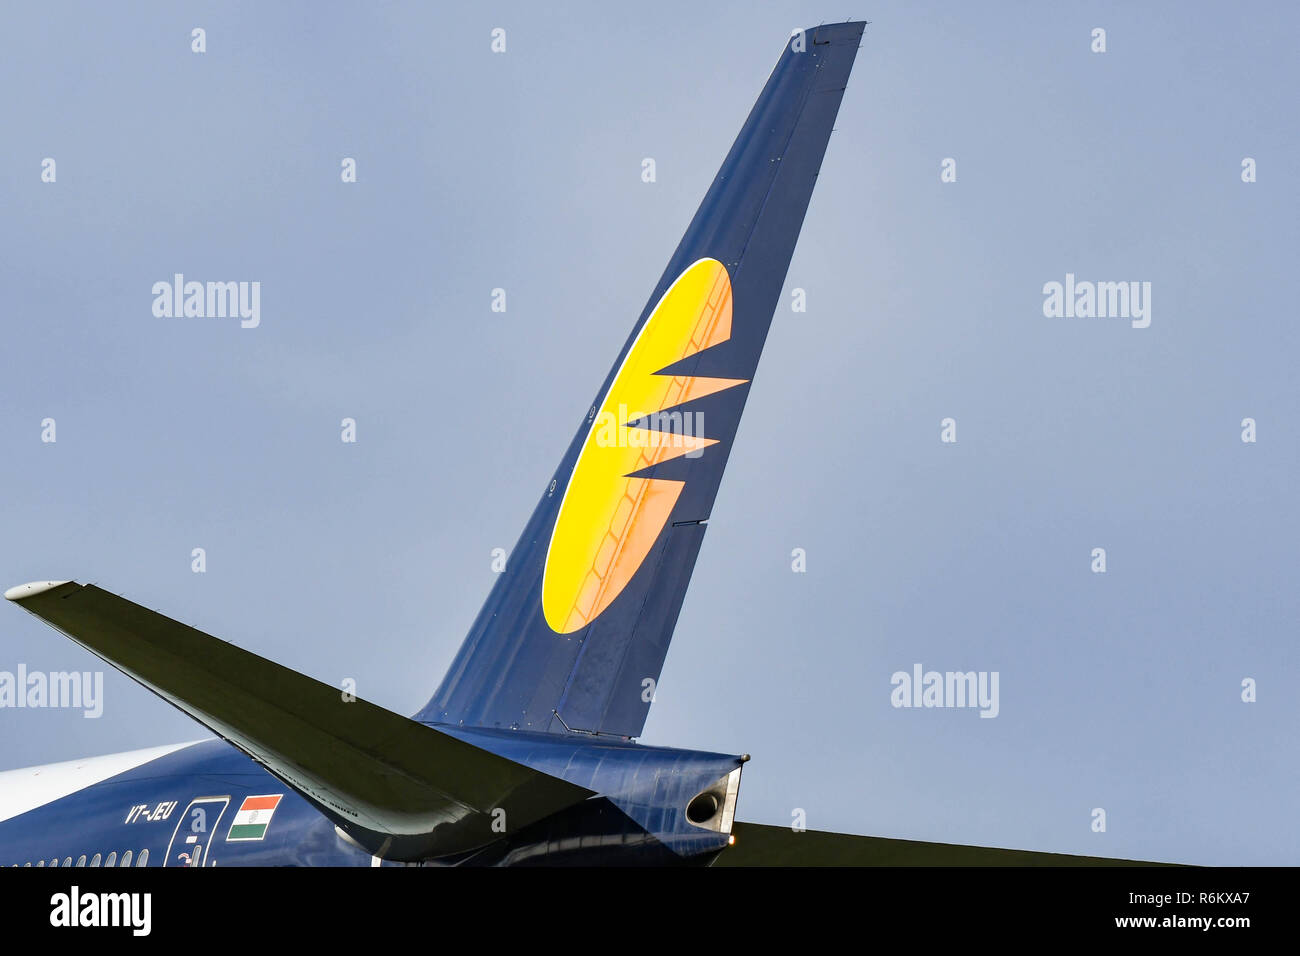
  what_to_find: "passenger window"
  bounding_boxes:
[120,850,132,867]
[90,853,101,867]
[75,855,86,867]
[62,857,72,867]
[37,860,44,867]
[105,852,117,867]
[136,848,149,867]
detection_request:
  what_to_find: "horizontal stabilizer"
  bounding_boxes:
[714,822,1177,866]
[5,581,590,861]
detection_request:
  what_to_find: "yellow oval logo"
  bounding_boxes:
[542,258,747,634]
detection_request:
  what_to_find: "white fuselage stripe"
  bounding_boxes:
[0,741,206,823]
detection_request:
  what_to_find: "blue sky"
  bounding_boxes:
[1,1,1296,864]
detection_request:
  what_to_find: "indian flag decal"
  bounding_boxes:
[226,794,283,842]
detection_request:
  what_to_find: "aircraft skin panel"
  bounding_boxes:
[422,21,866,740]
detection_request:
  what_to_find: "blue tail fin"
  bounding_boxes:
[421,23,865,737]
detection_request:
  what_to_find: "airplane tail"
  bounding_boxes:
[5,26,1172,868]
[421,22,865,737]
